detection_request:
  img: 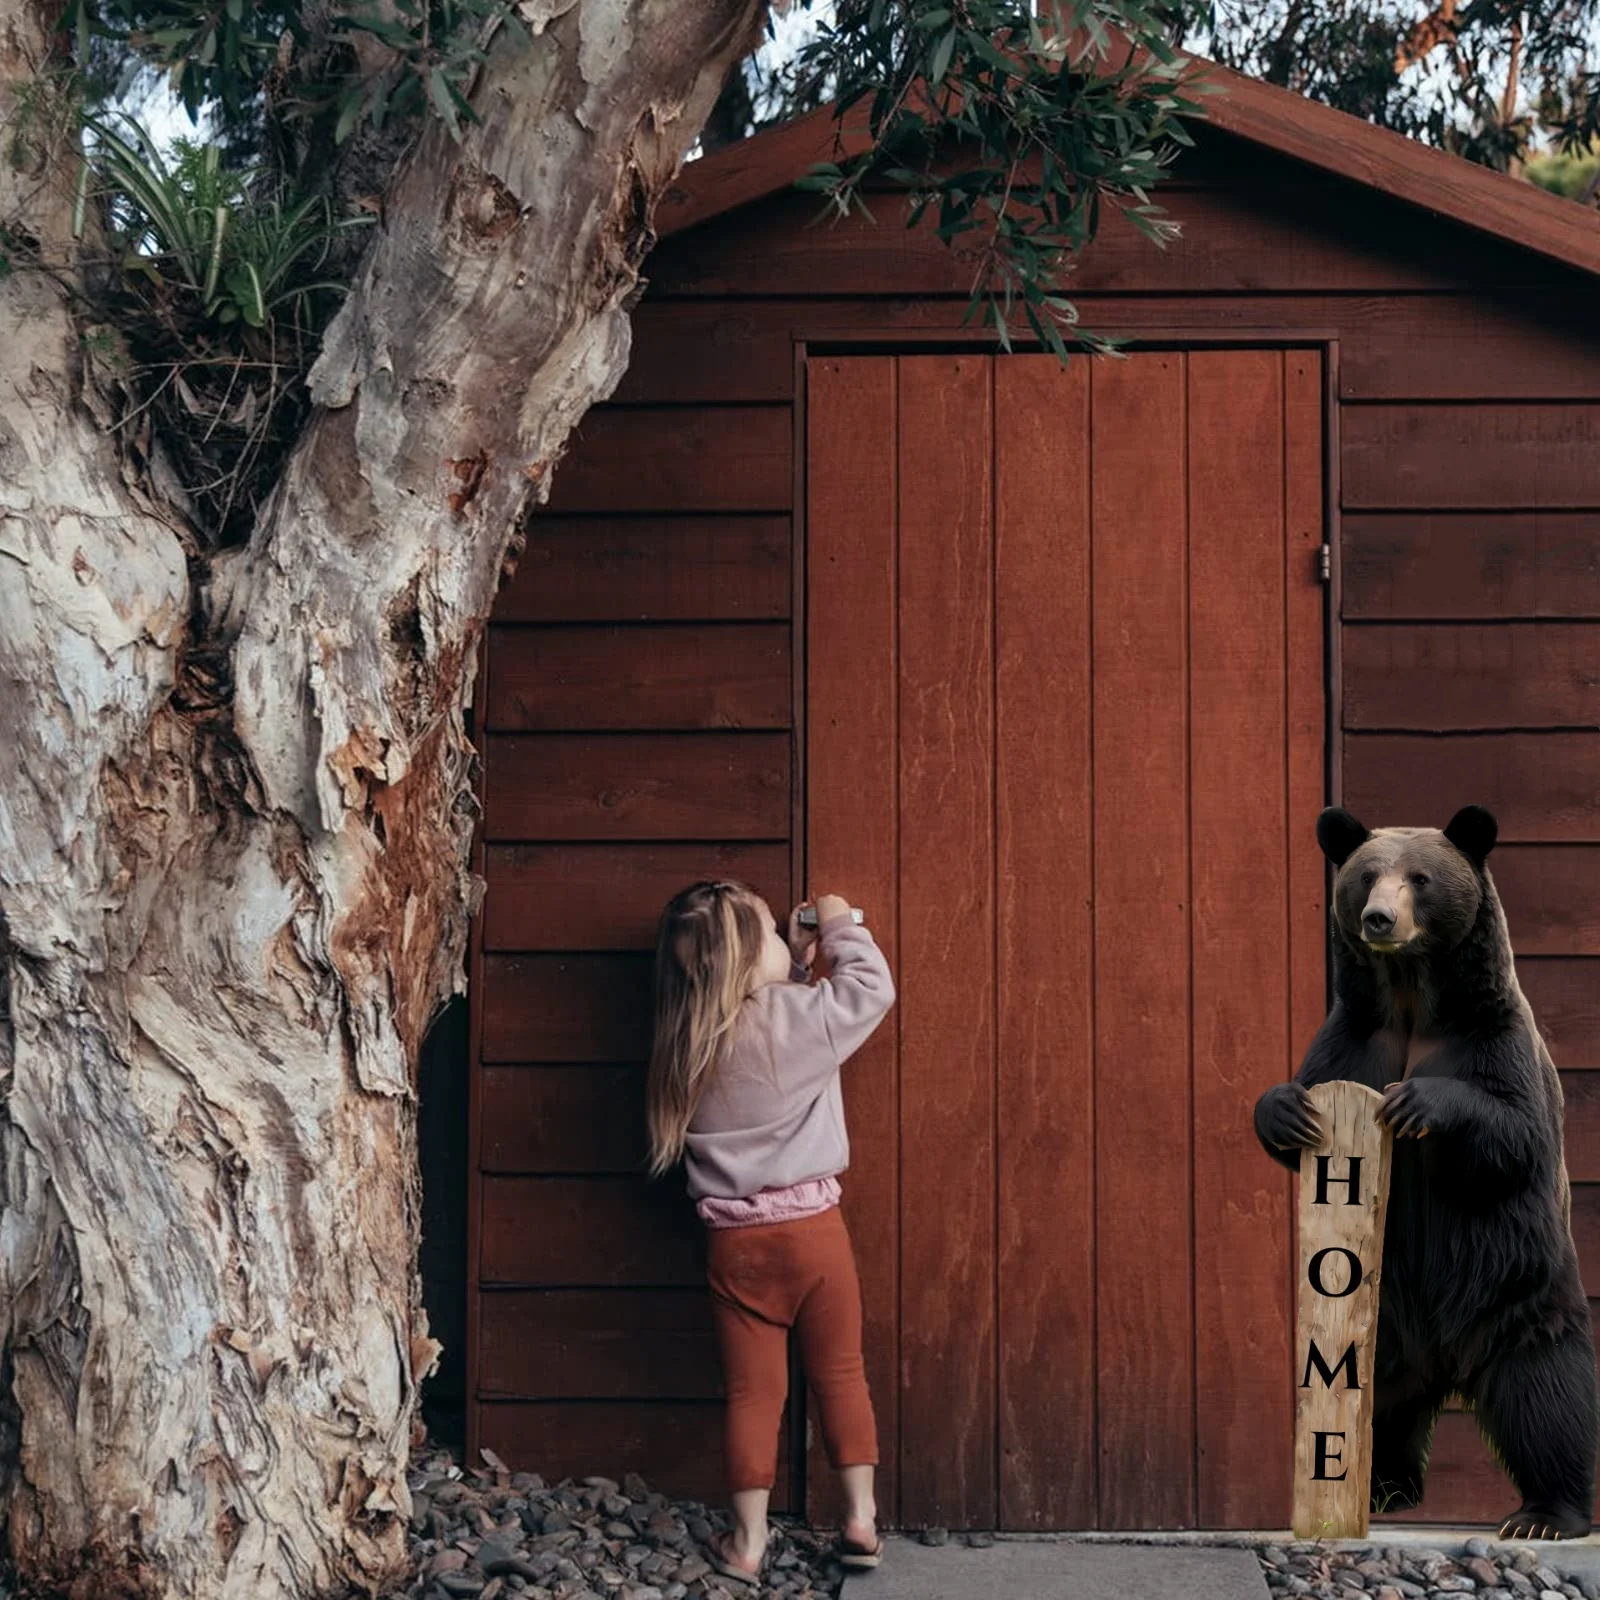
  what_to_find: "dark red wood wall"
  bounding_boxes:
[467,126,1600,1528]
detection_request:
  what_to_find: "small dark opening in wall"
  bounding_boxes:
[418,992,469,1450]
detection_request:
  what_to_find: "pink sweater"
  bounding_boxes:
[684,916,896,1207]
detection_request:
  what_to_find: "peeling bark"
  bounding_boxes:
[0,2,764,1595]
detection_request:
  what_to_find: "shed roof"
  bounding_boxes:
[655,48,1600,280]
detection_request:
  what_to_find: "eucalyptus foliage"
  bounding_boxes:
[790,1,1210,358]
[1191,1,1600,174]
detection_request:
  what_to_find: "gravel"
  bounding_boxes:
[397,1447,848,1600]
[1256,1540,1600,1600]
[397,1448,1600,1600]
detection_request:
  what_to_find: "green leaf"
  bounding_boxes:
[71,158,90,241]
[929,28,956,87]
[334,90,365,145]
[429,65,463,139]
[201,203,227,303]
[444,74,479,129]
[226,259,266,326]
[991,299,1013,354]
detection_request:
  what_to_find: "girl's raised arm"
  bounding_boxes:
[811,913,895,1067]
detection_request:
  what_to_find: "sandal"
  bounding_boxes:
[839,1535,884,1570]
[708,1530,763,1590]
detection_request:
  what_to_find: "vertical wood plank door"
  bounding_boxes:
[805,350,1326,1531]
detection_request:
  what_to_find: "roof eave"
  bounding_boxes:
[654,52,1600,281]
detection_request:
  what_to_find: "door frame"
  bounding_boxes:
[790,329,1342,1523]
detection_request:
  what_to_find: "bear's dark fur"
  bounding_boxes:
[1255,805,1598,1538]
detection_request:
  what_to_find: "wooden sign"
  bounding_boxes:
[1293,1080,1394,1540]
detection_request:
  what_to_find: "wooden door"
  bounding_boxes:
[805,349,1327,1531]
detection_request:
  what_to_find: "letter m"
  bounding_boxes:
[1300,1339,1360,1391]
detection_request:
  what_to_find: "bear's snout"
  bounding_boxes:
[1359,873,1418,948]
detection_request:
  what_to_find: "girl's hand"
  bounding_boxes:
[786,905,818,970]
[815,893,853,927]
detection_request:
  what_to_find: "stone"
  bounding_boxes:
[919,1526,950,1547]
[483,1556,544,1584]
[603,1495,632,1518]
[438,1577,487,1599]
[1467,1561,1504,1589]
[429,1550,470,1579]
[1542,1592,1569,1600]
[624,1474,651,1500]
[965,1531,996,1549]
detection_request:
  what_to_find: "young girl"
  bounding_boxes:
[646,880,895,1588]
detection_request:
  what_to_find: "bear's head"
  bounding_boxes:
[1317,804,1497,958]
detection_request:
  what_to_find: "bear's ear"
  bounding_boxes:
[1316,807,1369,868]
[1444,804,1498,866]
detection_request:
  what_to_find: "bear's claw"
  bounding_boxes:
[1497,1506,1592,1541]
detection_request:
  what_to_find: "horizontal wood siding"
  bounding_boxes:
[470,124,1600,1528]
[472,399,796,1503]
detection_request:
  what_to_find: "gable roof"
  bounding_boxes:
[655,49,1600,280]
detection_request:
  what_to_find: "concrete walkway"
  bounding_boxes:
[843,1537,1269,1599]
[842,1529,1600,1599]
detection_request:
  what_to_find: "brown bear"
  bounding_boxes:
[1255,805,1597,1539]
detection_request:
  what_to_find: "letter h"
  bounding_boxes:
[1314,1154,1362,1206]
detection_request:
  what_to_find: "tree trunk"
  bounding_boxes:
[0,3,763,1595]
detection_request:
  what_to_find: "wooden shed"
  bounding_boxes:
[463,56,1600,1534]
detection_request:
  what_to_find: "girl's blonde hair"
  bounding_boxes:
[645,880,767,1178]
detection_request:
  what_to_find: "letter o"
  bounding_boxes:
[1308,1247,1363,1298]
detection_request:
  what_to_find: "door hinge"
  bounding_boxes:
[1317,543,1332,584]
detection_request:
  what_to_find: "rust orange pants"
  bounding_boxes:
[706,1206,879,1493]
